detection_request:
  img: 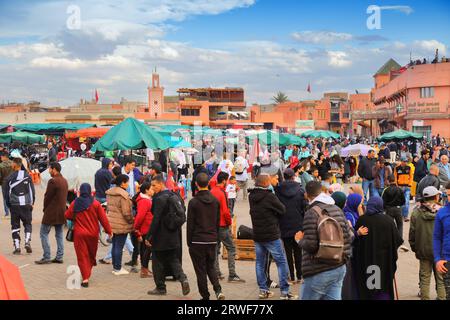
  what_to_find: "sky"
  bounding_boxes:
[0,0,448,106]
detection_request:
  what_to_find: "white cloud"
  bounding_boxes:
[292,31,353,45]
[30,57,86,70]
[413,40,447,55]
[327,51,352,68]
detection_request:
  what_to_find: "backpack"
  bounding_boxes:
[163,191,186,231]
[311,206,344,265]
[9,173,32,198]
[234,158,245,175]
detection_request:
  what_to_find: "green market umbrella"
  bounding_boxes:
[13,123,94,135]
[0,131,45,144]
[378,129,423,142]
[91,118,169,152]
[300,130,340,139]
[282,134,306,146]
[247,131,292,146]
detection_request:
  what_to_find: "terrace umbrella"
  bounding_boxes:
[0,255,29,300]
[0,131,45,144]
[40,157,101,191]
[247,131,291,146]
[341,144,374,157]
[90,118,169,152]
[13,123,94,135]
[300,130,340,139]
[64,127,110,139]
[378,129,423,142]
[282,134,307,147]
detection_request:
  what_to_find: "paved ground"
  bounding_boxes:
[0,182,437,300]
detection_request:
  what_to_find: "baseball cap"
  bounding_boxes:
[422,186,441,198]
[283,168,295,180]
[150,162,162,173]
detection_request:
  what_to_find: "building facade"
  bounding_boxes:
[371,59,450,140]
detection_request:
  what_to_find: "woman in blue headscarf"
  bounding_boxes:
[343,193,363,230]
[65,183,112,288]
[353,196,403,300]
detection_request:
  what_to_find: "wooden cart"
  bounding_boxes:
[221,216,256,261]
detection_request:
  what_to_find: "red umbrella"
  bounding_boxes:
[0,255,29,300]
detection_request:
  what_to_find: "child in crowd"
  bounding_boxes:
[226,176,239,218]
[310,166,321,182]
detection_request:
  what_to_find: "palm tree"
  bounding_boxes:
[272,91,289,104]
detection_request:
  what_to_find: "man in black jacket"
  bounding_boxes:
[414,150,430,184]
[296,181,352,300]
[145,175,190,296]
[358,149,377,205]
[187,173,224,300]
[275,168,307,283]
[382,175,406,242]
[3,158,35,254]
[416,164,441,203]
[94,158,113,203]
[248,173,297,300]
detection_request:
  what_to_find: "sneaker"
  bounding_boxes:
[181,280,190,296]
[148,288,167,296]
[280,292,298,300]
[35,258,52,265]
[112,268,129,276]
[259,290,274,299]
[124,260,137,267]
[216,291,225,300]
[13,248,21,255]
[140,268,152,278]
[228,275,246,283]
[52,258,64,264]
[99,258,111,265]
[269,281,279,289]
[400,245,410,252]
[129,267,139,273]
[24,243,32,253]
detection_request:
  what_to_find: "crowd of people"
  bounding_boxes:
[0,132,450,300]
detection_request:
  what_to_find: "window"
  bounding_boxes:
[342,112,349,119]
[420,87,434,98]
[181,108,200,116]
[331,113,340,122]
[317,110,326,119]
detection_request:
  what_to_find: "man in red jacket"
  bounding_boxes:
[210,172,245,283]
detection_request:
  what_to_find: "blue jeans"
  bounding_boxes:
[255,239,290,294]
[40,224,64,261]
[362,179,377,205]
[112,233,128,271]
[104,234,133,260]
[400,186,411,218]
[300,264,347,300]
